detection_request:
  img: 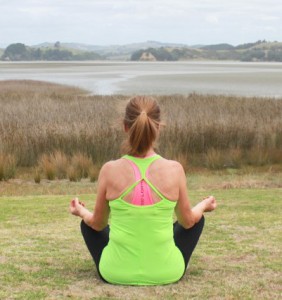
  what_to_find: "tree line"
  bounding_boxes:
[2,41,282,62]
[131,47,282,62]
[131,41,282,62]
[1,43,102,61]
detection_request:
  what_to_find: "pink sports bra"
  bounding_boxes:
[124,158,154,206]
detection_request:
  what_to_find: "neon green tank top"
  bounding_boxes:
[99,155,185,285]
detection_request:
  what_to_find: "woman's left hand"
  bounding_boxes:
[69,197,85,217]
[203,196,217,212]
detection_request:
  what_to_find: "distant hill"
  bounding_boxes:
[131,40,282,62]
[200,43,234,50]
[33,40,189,60]
[1,42,102,61]
[1,40,282,62]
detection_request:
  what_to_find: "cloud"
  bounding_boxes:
[0,0,281,46]
[265,26,276,31]
[256,14,280,21]
[205,15,219,24]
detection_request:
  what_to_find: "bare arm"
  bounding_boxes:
[69,163,110,231]
[174,163,217,229]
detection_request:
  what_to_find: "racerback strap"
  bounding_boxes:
[120,154,164,202]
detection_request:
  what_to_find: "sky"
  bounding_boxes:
[0,0,281,47]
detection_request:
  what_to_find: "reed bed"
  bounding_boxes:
[0,80,282,173]
[158,94,282,163]
[0,153,17,180]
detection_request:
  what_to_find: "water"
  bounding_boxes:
[0,61,282,97]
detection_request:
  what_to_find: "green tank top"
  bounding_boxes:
[99,155,185,285]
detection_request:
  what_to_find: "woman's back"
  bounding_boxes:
[70,96,216,286]
[99,154,185,285]
[105,155,182,204]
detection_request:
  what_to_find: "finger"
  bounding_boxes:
[71,197,79,207]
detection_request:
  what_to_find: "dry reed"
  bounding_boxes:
[67,166,81,182]
[0,153,17,180]
[50,150,69,179]
[89,165,100,182]
[0,80,281,170]
[71,153,93,178]
[38,154,56,180]
[33,167,41,184]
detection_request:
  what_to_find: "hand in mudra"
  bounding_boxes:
[203,196,217,212]
[69,197,85,217]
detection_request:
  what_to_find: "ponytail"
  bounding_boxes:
[122,96,161,156]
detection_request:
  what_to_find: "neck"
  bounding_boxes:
[134,148,156,158]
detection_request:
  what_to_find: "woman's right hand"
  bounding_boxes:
[69,197,85,217]
[203,196,217,212]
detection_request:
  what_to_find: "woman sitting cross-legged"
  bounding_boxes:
[69,96,217,285]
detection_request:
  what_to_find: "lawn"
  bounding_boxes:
[0,187,281,300]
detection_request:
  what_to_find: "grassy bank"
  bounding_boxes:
[0,189,281,299]
[0,80,282,175]
[1,80,281,300]
[0,166,281,197]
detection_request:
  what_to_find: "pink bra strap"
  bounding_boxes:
[126,159,141,180]
[124,159,154,205]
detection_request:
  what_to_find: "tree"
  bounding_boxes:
[54,41,61,49]
[42,49,73,60]
[268,50,282,62]
[131,47,175,61]
[30,48,42,60]
[1,43,30,61]
[131,49,144,61]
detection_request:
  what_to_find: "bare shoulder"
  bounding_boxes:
[147,157,184,200]
[99,158,132,181]
[99,158,134,198]
[150,157,185,183]
[100,158,126,173]
[157,157,184,174]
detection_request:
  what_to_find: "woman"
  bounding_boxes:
[70,96,217,285]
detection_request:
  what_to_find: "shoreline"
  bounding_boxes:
[0,61,282,97]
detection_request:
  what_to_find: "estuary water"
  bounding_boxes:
[0,61,282,97]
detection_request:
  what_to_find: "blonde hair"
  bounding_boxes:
[122,96,161,156]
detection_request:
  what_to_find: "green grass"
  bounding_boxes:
[0,188,281,299]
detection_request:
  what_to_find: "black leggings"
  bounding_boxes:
[80,216,205,282]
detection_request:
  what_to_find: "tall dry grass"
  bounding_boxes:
[0,80,282,170]
[37,151,96,181]
[158,94,282,168]
[0,153,17,180]
[0,80,123,167]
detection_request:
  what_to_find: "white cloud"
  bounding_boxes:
[256,14,280,21]
[261,26,276,32]
[0,0,281,46]
[205,15,219,24]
